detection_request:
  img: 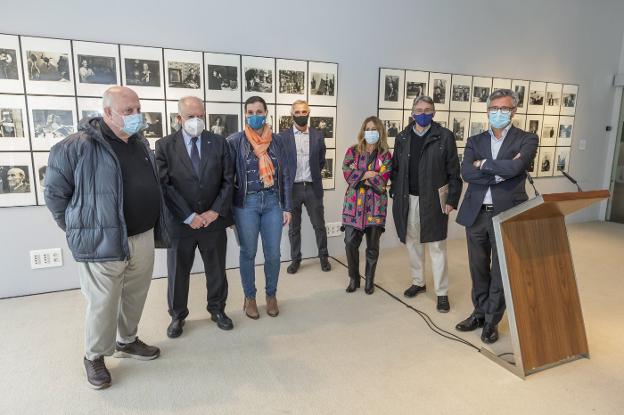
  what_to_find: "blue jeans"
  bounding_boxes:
[234,190,283,298]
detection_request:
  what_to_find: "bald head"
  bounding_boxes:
[102,86,139,110]
[102,86,141,140]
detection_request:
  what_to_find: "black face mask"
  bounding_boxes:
[293,115,309,127]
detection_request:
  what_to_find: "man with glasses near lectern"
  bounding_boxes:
[455,89,538,344]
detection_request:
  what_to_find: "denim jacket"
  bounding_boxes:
[226,130,293,212]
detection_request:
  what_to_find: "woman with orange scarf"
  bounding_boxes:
[227,96,292,319]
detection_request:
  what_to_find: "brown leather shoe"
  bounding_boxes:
[244,297,259,320]
[266,295,279,317]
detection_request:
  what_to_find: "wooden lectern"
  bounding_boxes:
[483,190,610,378]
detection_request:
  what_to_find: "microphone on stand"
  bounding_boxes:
[558,167,583,192]
[526,170,540,197]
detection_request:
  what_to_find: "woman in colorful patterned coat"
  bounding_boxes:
[341,116,392,294]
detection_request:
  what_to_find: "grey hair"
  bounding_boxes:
[102,89,113,109]
[486,89,519,108]
[412,95,435,109]
[290,99,310,113]
[178,96,204,113]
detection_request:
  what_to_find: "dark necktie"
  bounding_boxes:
[190,136,200,176]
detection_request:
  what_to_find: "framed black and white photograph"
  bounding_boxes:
[32,151,49,205]
[276,59,306,104]
[511,79,529,114]
[525,114,543,139]
[492,78,512,91]
[165,101,180,135]
[528,81,546,114]
[541,115,559,147]
[139,100,165,150]
[554,146,571,177]
[274,104,293,134]
[537,147,555,177]
[0,152,37,207]
[511,114,526,131]
[0,94,29,151]
[469,112,488,138]
[242,55,275,104]
[471,77,492,112]
[404,70,429,109]
[560,84,578,116]
[120,45,164,99]
[309,106,337,148]
[557,116,574,147]
[433,110,449,129]
[378,109,402,149]
[164,49,203,100]
[449,112,470,145]
[72,41,120,97]
[21,36,74,96]
[205,52,241,103]
[27,96,77,151]
[77,97,103,122]
[0,34,24,94]
[527,147,539,176]
[205,102,241,139]
[428,72,451,111]
[322,149,335,190]
[308,61,337,106]
[378,68,404,109]
[450,74,472,112]
[544,83,562,115]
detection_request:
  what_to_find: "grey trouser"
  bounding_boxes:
[79,229,155,360]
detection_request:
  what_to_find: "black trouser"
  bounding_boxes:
[465,209,505,324]
[167,228,228,319]
[344,225,383,280]
[288,182,328,262]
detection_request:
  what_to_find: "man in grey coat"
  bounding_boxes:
[45,86,168,389]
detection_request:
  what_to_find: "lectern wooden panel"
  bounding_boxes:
[487,190,609,378]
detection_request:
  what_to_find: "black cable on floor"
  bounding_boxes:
[330,256,482,353]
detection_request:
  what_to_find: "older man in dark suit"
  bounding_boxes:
[282,100,330,274]
[455,89,538,344]
[156,96,234,338]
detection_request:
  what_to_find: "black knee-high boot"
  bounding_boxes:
[344,226,363,293]
[364,226,383,294]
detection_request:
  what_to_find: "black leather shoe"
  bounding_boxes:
[346,277,360,293]
[403,284,426,298]
[481,323,499,344]
[455,314,485,332]
[437,296,450,313]
[211,311,234,331]
[364,275,375,295]
[287,261,301,274]
[320,256,331,272]
[167,318,185,338]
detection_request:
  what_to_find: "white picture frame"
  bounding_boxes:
[557,116,574,147]
[404,70,429,109]
[541,115,559,147]
[0,34,24,94]
[77,97,103,121]
[528,81,546,114]
[378,68,404,109]
[139,99,166,150]
[164,49,203,101]
[537,147,555,177]
[21,36,74,96]
[322,149,335,190]
[309,106,337,149]
[205,102,241,139]
[544,83,562,115]
[428,72,452,111]
[450,74,472,112]
[242,56,275,104]
[560,84,578,116]
[378,109,402,148]
[511,79,530,114]
[276,59,307,105]
[0,151,37,207]
[511,114,526,131]
[204,52,241,103]
[449,112,470,146]
[32,151,49,205]
[554,146,571,176]
[308,61,337,106]
[433,110,450,129]
[527,147,539,176]
[0,94,29,151]
[469,112,489,139]
[525,114,543,139]
[471,76,492,112]
[73,41,120,97]
[165,100,180,136]
[27,95,77,151]
[120,45,165,99]
[492,78,512,91]
[274,104,293,134]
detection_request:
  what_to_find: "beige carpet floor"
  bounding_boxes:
[0,221,622,415]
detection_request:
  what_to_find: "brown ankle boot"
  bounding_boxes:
[266,295,279,317]
[244,297,259,320]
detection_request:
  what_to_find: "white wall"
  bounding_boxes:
[2,0,623,298]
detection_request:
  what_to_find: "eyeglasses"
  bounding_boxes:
[488,107,515,114]
[413,110,434,115]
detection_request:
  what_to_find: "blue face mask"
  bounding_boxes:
[414,113,434,127]
[247,114,266,130]
[117,112,144,136]
[364,130,380,144]
[488,110,512,129]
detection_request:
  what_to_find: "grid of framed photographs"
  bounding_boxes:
[377,67,577,179]
[0,32,339,207]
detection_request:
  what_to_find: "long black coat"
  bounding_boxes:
[390,121,462,243]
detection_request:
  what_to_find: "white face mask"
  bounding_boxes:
[183,117,205,137]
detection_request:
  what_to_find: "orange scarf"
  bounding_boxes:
[245,124,275,188]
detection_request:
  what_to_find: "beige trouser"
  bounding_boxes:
[79,229,155,360]
[406,195,448,296]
